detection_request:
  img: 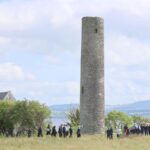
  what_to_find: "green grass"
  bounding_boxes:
[0,135,150,150]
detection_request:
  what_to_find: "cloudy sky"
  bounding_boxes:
[0,0,150,105]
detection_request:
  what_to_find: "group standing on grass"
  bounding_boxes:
[2,122,150,139]
[106,123,150,139]
[35,124,81,138]
[2,123,81,138]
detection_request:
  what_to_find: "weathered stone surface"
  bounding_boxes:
[80,17,104,134]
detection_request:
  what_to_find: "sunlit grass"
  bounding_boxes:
[0,135,150,150]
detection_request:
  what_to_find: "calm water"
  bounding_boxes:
[51,117,69,129]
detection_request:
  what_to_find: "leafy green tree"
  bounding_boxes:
[12,100,51,131]
[28,101,51,127]
[0,100,51,135]
[105,111,133,129]
[0,101,15,134]
[12,101,34,130]
[132,115,150,124]
[67,109,135,130]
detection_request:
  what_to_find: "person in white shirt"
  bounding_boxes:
[116,128,121,138]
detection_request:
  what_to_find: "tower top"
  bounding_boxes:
[82,16,104,21]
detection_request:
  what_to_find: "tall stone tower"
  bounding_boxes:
[80,17,104,134]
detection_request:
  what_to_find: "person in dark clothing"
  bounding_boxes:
[28,129,32,138]
[106,129,110,139]
[109,127,113,139]
[145,125,149,136]
[69,126,73,137]
[124,125,129,136]
[6,131,9,137]
[51,126,57,137]
[144,125,146,135]
[77,127,81,138]
[58,125,63,137]
[63,125,66,138]
[124,125,127,135]
[46,124,51,135]
[148,125,150,135]
[141,125,144,135]
[143,125,146,135]
[138,125,141,134]
[37,126,43,137]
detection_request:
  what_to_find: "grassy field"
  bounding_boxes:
[0,135,150,150]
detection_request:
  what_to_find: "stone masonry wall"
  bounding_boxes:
[80,17,104,134]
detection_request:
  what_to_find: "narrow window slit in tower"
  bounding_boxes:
[95,28,98,33]
[82,86,84,94]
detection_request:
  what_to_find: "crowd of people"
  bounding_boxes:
[1,122,150,139]
[31,124,81,138]
[107,126,126,140]
[106,123,150,139]
[0,123,81,138]
[130,124,150,135]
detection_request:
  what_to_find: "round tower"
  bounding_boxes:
[80,17,104,134]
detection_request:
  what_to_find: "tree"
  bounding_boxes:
[132,115,150,124]
[67,108,80,126]
[12,101,34,131]
[12,100,51,131]
[105,111,133,129]
[67,109,135,130]
[0,100,51,136]
[0,100,15,135]
[28,101,51,127]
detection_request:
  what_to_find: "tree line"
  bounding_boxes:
[67,108,150,129]
[1,101,150,137]
[0,100,51,136]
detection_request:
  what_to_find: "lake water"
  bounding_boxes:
[51,117,69,129]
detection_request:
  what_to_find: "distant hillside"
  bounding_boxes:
[107,100,150,117]
[50,100,150,118]
[111,100,150,110]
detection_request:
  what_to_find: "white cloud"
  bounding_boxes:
[0,0,149,32]
[0,0,76,31]
[105,34,150,104]
[1,0,150,55]
[106,34,150,66]
[0,0,39,31]
[0,80,80,105]
[0,63,35,81]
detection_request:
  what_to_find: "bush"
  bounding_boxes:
[67,108,80,127]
